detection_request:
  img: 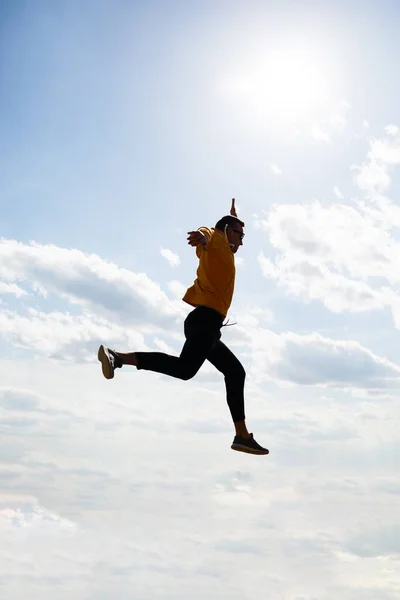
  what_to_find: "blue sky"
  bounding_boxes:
[1,1,400,599]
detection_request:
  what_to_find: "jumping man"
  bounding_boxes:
[98,199,268,455]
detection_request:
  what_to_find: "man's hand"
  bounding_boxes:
[230,198,238,217]
[187,230,208,249]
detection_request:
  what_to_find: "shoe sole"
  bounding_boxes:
[98,345,114,379]
[231,444,269,455]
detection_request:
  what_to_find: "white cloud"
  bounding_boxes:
[333,186,344,199]
[0,497,76,533]
[345,524,400,558]
[160,248,181,268]
[235,256,245,267]
[330,112,346,131]
[153,338,176,354]
[167,279,186,299]
[0,308,146,357]
[370,139,400,165]
[354,159,391,194]
[227,304,274,332]
[0,360,399,600]
[256,178,400,320]
[0,282,27,297]
[0,382,398,600]
[0,239,186,327]
[384,124,399,136]
[258,246,389,314]
[269,163,282,175]
[276,332,400,390]
[353,128,400,196]
[245,327,400,392]
[307,102,350,142]
[311,124,330,143]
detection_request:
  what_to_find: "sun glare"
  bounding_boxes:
[222,43,333,125]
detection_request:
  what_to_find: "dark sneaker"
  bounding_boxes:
[98,345,122,379]
[231,433,269,455]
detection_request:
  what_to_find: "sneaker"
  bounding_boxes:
[231,433,269,455]
[98,345,122,379]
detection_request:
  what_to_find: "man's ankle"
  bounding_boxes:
[234,420,250,438]
[118,352,137,367]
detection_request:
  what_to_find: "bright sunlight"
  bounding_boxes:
[262,47,331,119]
[221,42,334,125]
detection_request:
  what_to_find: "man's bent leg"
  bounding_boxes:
[135,341,207,380]
[134,308,222,381]
[99,307,223,382]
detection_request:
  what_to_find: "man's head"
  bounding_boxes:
[215,215,245,254]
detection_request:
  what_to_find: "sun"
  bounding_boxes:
[222,43,333,125]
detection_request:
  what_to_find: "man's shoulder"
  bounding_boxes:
[197,226,214,239]
[198,227,226,240]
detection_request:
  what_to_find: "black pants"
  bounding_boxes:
[136,306,246,423]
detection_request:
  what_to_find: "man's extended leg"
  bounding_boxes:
[206,340,269,455]
[99,306,222,381]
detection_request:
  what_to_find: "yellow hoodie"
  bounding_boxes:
[182,227,235,318]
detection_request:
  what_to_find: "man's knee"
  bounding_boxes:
[237,364,246,382]
[178,366,199,381]
[229,363,246,384]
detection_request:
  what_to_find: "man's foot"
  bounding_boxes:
[98,345,122,379]
[231,433,269,455]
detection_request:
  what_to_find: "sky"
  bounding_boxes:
[1,0,400,598]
